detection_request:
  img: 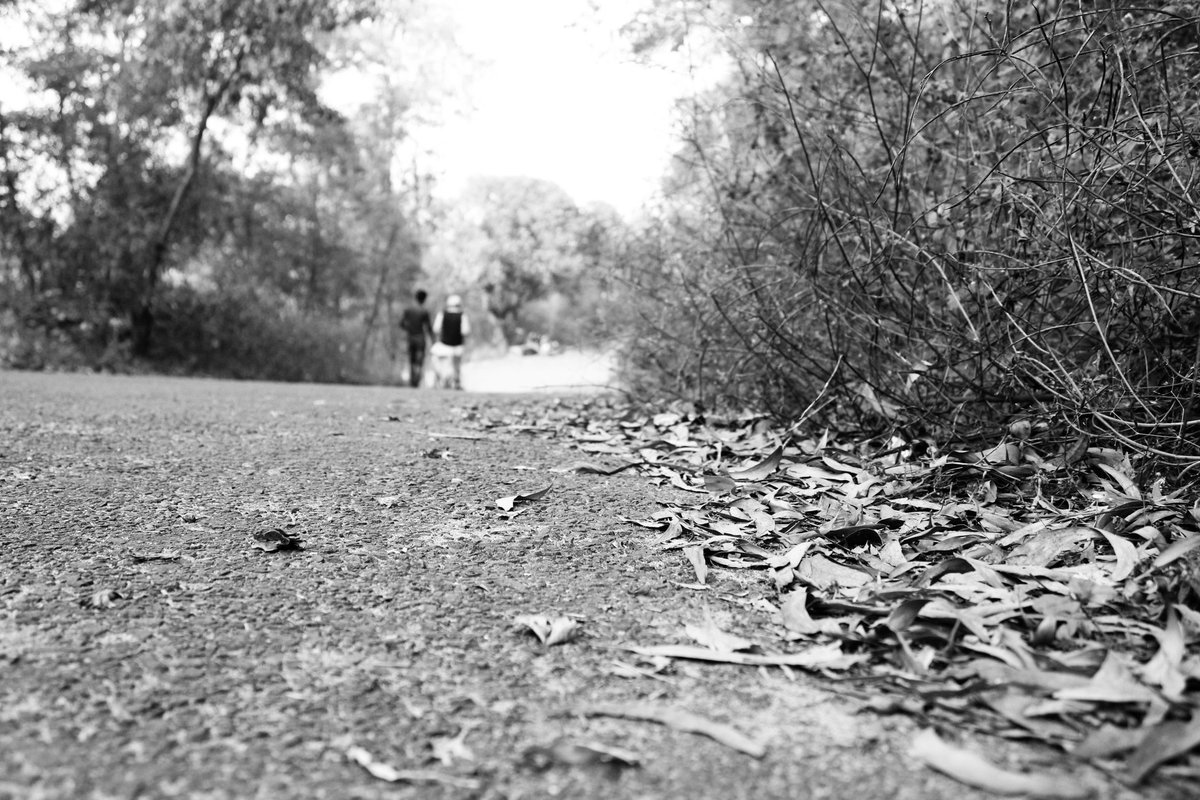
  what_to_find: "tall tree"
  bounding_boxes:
[2,0,376,353]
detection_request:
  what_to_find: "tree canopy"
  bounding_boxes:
[0,0,453,377]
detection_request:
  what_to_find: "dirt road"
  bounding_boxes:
[0,371,1153,799]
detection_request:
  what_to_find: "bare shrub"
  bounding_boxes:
[621,0,1200,468]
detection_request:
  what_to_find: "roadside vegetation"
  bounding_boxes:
[614,0,1200,476]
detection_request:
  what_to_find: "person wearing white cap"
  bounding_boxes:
[432,294,471,389]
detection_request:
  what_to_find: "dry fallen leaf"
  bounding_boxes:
[727,445,783,481]
[569,461,639,475]
[780,589,822,635]
[84,588,122,609]
[1072,724,1146,759]
[516,614,580,646]
[703,473,738,494]
[130,550,181,562]
[554,398,1199,785]
[683,545,708,584]
[345,746,481,790]
[1154,532,1200,568]
[583,702,766,758]
[496,484,552,511]
[910,729,1089,798]
[684,615,753,654]
[522,740,642,771]
[1126,716,1200,784]
[629,641,865,670]
[609,659,674,683]
[250,528,303,552]
[430,729,474,766]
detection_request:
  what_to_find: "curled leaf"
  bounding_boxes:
[250,528,303,552]
[516,614,580,646]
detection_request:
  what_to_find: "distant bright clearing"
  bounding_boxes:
[428,0,690,216]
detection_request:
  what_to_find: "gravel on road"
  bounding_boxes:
[0,371,1155,799]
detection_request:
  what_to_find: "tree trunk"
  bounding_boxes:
[358,222,400,363]
[132,54,243,357]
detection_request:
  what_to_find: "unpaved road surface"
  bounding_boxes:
[0,371,1158,799]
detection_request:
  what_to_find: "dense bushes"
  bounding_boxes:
[619,0,1200,468]
[0,285,367,383]
[149,288,366,383]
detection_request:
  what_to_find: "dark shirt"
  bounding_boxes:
[439,311,464,347]
[400,307,432,342]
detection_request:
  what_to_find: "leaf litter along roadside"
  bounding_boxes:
[451,398,1200,793]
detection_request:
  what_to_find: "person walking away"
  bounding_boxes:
[432,294,470,389]
[399,289,434,387]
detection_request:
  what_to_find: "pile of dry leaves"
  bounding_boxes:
[477,399,1200,793]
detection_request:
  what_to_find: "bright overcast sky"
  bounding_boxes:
[423,0,695,216]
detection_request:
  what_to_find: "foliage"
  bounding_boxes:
[545,402,1200,792]
[617,0,1200,472]
[0,0,448,379]
[150,285,365,382]
[428,176,626,347]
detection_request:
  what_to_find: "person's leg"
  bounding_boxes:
[408,340,425,387]
[450,353,462,389]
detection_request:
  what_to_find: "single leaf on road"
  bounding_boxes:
[83,588,122,609]
[523,740,642,771]
[130,550,181,562]
[430,730,474,766]
[250,528,303,553]
[516,614,580,646]
[583,702,766,758]
[910,729,1089,798]
[346,746,481,789]
[569,461,639,475]
[496,484,552,511]
[629,641,865,670]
